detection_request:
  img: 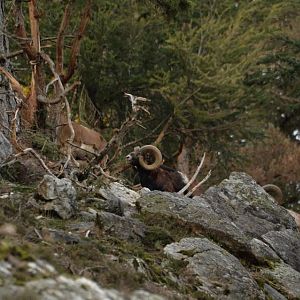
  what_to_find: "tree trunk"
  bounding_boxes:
[0,0,19,162]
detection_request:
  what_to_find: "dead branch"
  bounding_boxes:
[153,115,173,146]
[83,93,152,177]
[0,49,24,60]
[124,93,151,114]
[98,167,119,181]
[10,107,22,151]
[178,152,206,195]
[0,67,26,101]
[122,118,165,149]
[153,87,202,145]
[56,1,72,75]
[0,148,55,177]
[185,170,211,197]
[14,1,37,60]
[62,0,92,84]
[41,52,75,169]
[37,81,80,104]
[0,44,52,62]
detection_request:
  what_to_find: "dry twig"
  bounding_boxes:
[0,147,55,177]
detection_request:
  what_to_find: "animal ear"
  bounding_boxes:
[139,145,163,170]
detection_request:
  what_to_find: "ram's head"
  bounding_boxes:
[126,145,163,170]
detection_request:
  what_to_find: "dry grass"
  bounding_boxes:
[235,127,300,202]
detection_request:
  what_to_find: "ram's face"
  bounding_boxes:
[126,145,162,170]
[126,146,141,166]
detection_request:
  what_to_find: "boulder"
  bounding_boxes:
[36,175,77,219]
[139,172,298,261]
[164,237,264,299]
[98,182,139,216]
[96,211,146,243]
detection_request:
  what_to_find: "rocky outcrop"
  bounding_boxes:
[137,172,300,298]
[1,172,299,299]
[139,173,298,260]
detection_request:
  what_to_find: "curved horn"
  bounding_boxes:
[138,145,163,170]
[263,184,284,205]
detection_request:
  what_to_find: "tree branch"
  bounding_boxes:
[14,1,37,60]
[56,1,72,75]
[62,0,91,84]
[0,49,24,60]
[0,148,55,177]
[0,66,26,101]
[37,81,80,104]
[178,152,206,195]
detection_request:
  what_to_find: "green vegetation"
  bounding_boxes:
[2,0,299,188]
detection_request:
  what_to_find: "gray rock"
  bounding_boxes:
[250,238,280,264]
[41,228,81,244]
[261,262,300,299]
[0,132,12,163]
[0,276,166,300]
[264,284,287,300]
[99,182,139,217]
[0,261,12,277]
[96,211,146,242]
[36,175,77,219]
[164,237,264,299]
[262,229,300,272]
[139,172,297,258]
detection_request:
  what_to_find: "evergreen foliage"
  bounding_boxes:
[79,0,300,174]
[3,0,300,179]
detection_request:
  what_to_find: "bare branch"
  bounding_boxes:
[186,170,212,197]
[0,49,24,60]
[153,115,173,146]
[178,152,206,195]
[98,167,119,181]
[0,66,26,101]
[41,52,75,169]
[14,1,37,60]
[56,1,72,74]
[0,148,55,177]
[62,0,91,84]
[38,81,80,104]
[10,107,21,150]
